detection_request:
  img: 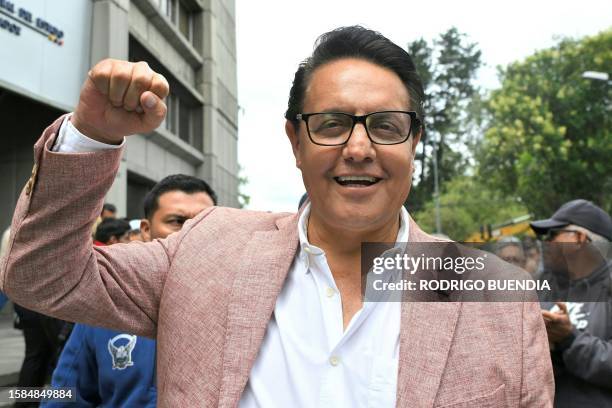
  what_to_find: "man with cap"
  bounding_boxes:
[531,199,612,408]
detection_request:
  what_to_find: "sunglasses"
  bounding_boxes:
[539,228,591,242]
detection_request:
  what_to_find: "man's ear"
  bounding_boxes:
[285,120,302,169]
[411,128,422,157]
[577,231,589,244]
[140,219,152,242]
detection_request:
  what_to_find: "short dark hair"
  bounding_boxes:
[102,203,117,214]
[95,218,131,244]
[285,26,425,130]
[143,174,217,220]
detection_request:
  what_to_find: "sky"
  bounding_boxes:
[235,0,611,212]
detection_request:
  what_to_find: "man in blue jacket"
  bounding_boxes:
[43,174,216,407]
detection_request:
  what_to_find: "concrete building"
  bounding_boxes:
[0,0,239,231]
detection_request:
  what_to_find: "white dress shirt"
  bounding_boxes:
[52,115,124,153]
[54,118,408,407]
[240,204,407,408]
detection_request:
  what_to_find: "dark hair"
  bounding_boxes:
[95,218,131,244]
[285,26,425,130]
[143,174,217,220]
[102,203,117,214]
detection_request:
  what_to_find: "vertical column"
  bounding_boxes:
[196,0,239,207]
[196,0,219,202]
[90,0,130,65]
[90,0,130,216]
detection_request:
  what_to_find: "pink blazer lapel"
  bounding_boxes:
[395,216,462,407]
[218,213,299,408]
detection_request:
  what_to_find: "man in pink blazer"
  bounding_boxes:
[1,26,553,407]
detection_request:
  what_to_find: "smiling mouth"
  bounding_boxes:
[334,176,382,187]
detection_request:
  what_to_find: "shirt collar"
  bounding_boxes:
[297,202,410,269]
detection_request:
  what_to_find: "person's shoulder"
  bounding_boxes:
[211,206,294,221]
[407,215,452,243]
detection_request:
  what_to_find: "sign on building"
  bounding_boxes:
[0,0,92,109]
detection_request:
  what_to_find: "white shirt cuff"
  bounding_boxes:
[53,114,125,153]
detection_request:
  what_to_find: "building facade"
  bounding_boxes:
[0,0,239,231]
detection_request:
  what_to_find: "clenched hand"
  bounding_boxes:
[542,302,574,343]
[72,59,170,144]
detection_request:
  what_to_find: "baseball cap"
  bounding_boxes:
[530,199,612,241]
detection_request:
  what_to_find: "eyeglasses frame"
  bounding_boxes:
[295,110,421,146]
[539,228,592,243]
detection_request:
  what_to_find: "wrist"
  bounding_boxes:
[70,113,121,146]
[556,328,577,351]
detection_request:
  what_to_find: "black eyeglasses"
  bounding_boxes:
[296,111,421,146]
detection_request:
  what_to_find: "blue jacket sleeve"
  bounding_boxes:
[41,324,101,407]
[0,291,7,310]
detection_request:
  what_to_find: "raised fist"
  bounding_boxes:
[72,59,170,144]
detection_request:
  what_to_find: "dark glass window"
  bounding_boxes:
[129,36,203,152]
[179,99,191,144]
[178,1,191,40]
[165,93,178,134]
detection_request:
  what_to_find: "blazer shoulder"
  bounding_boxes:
[408,216,452,243]
[195,206,297,232]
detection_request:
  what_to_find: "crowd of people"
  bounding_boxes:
[0,25,610,407]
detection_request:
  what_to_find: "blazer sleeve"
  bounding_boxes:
[520,299,555,407]
[0,115,215,338]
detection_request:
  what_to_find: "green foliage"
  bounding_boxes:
[237,165,250,209]
[406,28,483,213]
[478,29,612,217]
[412,176,528,240]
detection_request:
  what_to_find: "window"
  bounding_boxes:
[158,0,167,15]
[158,0,193,43]
[179,99,191,144]
[129,36,203,151]
[127,173,155,219]
[164,91,201,150]
[158,0,175,20]
[178,1,192,41]
[164,93,178,135]
[178,99,202,150]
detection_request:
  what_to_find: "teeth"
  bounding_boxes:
[337,176,378,182]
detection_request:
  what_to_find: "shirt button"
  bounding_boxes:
[329,356,340,366]
[303,247,312,254]
[325,287,335,298]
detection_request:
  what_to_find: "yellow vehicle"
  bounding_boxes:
[465,214,535,243]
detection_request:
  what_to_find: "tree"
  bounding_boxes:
[237,165,251,209]
[478,30,612,217]
[405,28,483,214]
[413,176,528,241]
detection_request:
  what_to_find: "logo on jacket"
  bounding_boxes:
[107,334,137,370]
[550,302,590,330]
